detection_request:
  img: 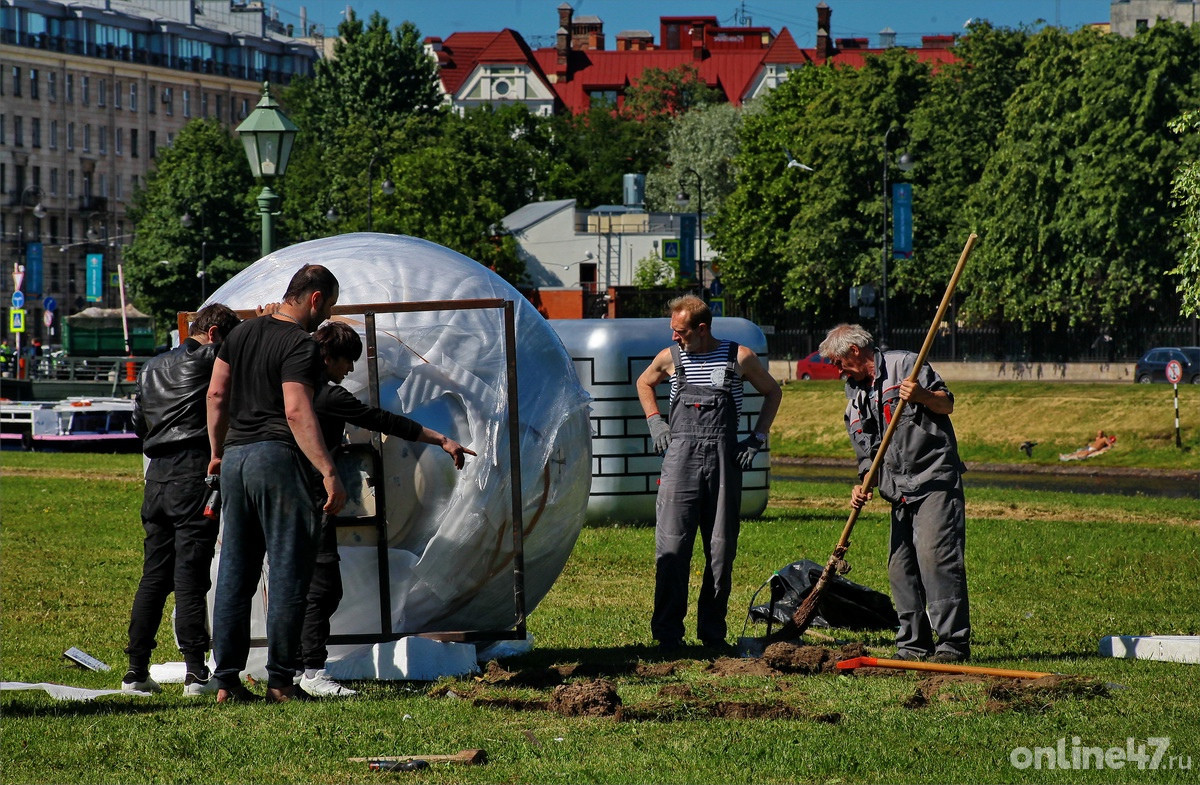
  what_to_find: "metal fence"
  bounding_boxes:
[607,287,1199,364]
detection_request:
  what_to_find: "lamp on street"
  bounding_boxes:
[235,82,299,257]
[881,125,914,349]
[675,167,703,290]
[366,151,395,232]
[181,211,209,301]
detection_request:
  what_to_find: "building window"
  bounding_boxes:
[114,81,122,109]
[67,122,75,150]
[82,75,89,105]
[49,120,57,149]
[201,92,209,118]
[31,117,40,148]
[83,123,91,152]
[30,69,39,100]
[116,128,123,155]
[183,89,191,118]
[1136,18,1149,32]
[131,174,139,190]
[116,174,122,199]
[0,115,5,145]
[14,116,22,146]
[216,94,224,120]
[66,74,74,103]
[68,170,75,197]
[99,173,108,198]
[50,168,58,196]
[129,83,137,111]
[149,129,157,158]
[131,128,138,158]
[164,87,173,116]
[98,125,107,153]
[98,78,106,106]
[11,66,21,97]
[240,98,249,119]
[48,72,57,101]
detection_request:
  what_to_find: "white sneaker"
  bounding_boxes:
[299,669,356,697]
[182,671,219,697]
[121,671,161,693]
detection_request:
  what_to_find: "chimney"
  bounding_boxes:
[558,2,573,31]
[555,26,571,80]
[879,27,896,48]
[816,2,832,60]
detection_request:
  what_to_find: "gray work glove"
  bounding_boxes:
[647,414,672,454]
[736,434,764,469]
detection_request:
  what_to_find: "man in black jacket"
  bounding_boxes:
[298,321,473,696]
[123,303,240,695]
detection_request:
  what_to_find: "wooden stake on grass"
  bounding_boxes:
[790,233,979,635]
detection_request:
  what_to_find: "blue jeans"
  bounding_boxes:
[212,441,320,690]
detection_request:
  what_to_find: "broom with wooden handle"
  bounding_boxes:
[789,232,979,635]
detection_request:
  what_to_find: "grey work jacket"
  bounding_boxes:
[843,350,965,503]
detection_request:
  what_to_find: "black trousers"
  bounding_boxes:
[125,473,217,669]
[301,560,343,670]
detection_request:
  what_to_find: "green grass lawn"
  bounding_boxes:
[2,450,1198,784]
[772,380,1200,470]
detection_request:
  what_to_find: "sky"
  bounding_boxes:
[276,1,1114,49]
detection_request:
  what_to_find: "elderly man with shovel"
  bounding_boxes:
[818,323,970,664]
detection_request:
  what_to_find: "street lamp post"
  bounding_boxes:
[366,151,395,233]
[235,82,298,257]
[180,211,209,301]
[880,125,914,349]
[675,167,703,291]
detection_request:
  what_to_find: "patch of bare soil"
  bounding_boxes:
[899,673,1110,713]
[546,679,622,717]
[705,657,781,677]
[635,661,684,678]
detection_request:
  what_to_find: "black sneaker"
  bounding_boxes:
[655,638,684,654]
[702,639,736,656]
[930,650,969,664]
[894,650,929,662]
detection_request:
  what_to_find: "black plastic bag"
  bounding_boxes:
[749,559,898,631]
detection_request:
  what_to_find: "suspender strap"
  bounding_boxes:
[670,344,687,384]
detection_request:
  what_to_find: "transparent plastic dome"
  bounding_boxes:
[206,233,592,646]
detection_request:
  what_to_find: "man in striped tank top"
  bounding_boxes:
[637,295,782,653]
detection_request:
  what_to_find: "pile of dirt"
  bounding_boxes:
[547,679,622,717]
[759,642,867,674]
[902,674,988,709]
[705,657,781,677]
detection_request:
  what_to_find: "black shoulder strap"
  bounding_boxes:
[722,341,740,389]
[670,344,687,384]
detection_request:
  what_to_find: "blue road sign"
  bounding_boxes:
[43,296,56,312]
[11,291,25,309]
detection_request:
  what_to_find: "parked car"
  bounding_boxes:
[1134,346,1200,384]
[795,350,843,380]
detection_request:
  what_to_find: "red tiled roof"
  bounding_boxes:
[437,29,545,96]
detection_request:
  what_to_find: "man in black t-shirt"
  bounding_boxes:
[298,321,473,697]
[207,264,347,704]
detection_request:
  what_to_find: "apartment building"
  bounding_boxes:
[1,0,320,342]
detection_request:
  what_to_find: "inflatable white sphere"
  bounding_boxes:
[207,233,592,640]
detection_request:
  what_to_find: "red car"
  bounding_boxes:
[796,351,843,380]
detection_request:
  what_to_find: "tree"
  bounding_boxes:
[961,22,1200,330]
[122,119,257,337]
[710,50,933,319]
[1170,108,1200,317]
[632,249,686,288]
[621,64,722,121]
[645,102,743,214]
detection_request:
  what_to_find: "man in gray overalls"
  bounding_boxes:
[637,295,782,652]
[819,323,970,663]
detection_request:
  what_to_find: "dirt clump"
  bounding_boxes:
[760,642,865,674]
[986,675,1109,713]
[658,684,695,699]
[547,678,622,717]
[903,674,987,709]
[636,661,684,677]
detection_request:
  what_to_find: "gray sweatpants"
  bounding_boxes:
[888,485,970,657]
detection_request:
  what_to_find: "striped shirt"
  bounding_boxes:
[670,339,743,414]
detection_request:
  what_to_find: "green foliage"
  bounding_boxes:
[645,103,743,213]
[632,249,685,288]
[1169,107,1200,316]
[621,63,722,121]
[122,118,257,336]
[712,52,932,317]
[961,22,1200,329]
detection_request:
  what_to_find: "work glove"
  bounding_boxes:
[736,433,764,470]
[647,414,672,454]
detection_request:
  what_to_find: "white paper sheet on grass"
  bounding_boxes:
[203,234,592,676]
[1,682,153,701]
